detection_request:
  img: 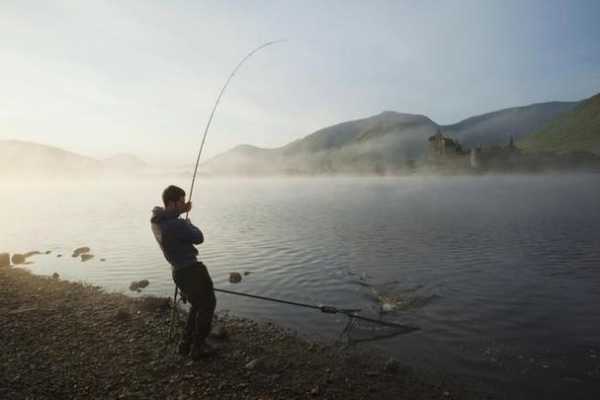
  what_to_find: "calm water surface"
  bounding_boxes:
[2,175,600,398]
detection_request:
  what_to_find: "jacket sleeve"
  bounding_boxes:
[175,219,204,245]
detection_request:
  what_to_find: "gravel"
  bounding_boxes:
[0,266,475,400]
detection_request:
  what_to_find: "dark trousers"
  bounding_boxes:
[173,262,216,345]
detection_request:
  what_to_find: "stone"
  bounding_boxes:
[243,271,251,276]
[209,325,228,340]
[384,357,400,373]
[114,309,131,321]
[100,258,106,262]
[0,253,9,267]
[137,279,149,289]
[57,254,63,258]
[45,250,52,254]
[52,272,60,280]
[81,254,94,262]
[11,254,25,265]
[72,247,91,257]
[129,280,150,292]
[245,358,261,370]
[136,296,169,313]
[381,303,396,313]
[229,272,242,284]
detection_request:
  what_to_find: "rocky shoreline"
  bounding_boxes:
[1,265,479,399]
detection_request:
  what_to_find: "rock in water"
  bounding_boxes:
[72,247,91,257]
[11,254,25,265]
[129,280,150,292]
[0,253,9,267]
[229,272,242,283]
[81,254,94,262]
[137,279,149,289]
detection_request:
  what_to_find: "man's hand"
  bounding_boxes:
[183,201,192,213]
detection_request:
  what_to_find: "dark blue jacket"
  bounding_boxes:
[151,206,204,272]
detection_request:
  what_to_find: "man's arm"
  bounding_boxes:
[176,219,204,244]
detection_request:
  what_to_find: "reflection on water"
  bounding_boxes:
[2,175,600,399]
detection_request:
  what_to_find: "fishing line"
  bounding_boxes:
[172,286,419,344]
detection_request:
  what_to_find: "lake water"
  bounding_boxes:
[2,175,600,399]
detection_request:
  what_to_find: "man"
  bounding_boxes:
[151,185,217,359]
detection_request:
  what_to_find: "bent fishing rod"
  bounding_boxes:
[169,41,419,340]
[187,39,286,208]
[169,40,285,340]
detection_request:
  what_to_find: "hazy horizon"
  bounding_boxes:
[2,0,599,164]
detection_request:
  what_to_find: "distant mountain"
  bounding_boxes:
[518,93,600,155]
[102,153,148,170]
[442,101,578,148]
[200,112,440,175]
[201,99,593,175]
[0,140,147,178]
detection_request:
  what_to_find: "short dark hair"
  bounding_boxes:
[162,185,186,207]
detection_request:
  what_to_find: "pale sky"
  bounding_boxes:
[2,0,599,164]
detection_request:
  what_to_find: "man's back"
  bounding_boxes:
[151,206,203,271]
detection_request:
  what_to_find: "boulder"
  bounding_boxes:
[11,254,25,265]
[0,253,9,267]
[72,247,91,257]
[81,254,94,262]
[137,279,149,289]
[129,279,150,292]
[229,272,242,283]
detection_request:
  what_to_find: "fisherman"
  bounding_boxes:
[151,185,217,359]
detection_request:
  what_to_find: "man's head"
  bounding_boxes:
[162,185,186,212]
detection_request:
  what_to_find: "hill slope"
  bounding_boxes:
[0,140,101,177]
[518,93,600,155]
[442,101,578,148]
[200,112,440,174]
[0,140,147,178]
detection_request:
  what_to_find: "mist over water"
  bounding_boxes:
[2,174,600,398]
